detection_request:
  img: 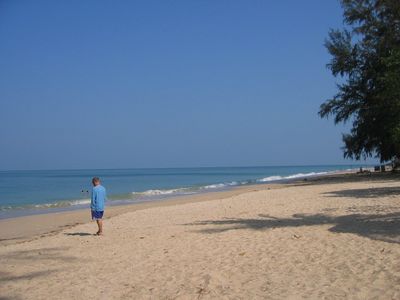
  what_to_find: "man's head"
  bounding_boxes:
[92,177,100,186]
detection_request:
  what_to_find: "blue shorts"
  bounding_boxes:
[91,210,104,220]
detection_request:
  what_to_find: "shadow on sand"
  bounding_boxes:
[290,171,400,187]
[64,232,93,236]
[186,211,400,244]
[0,295,24,300]
[186,183,400,244]
[322,186,400,199]
[1,247,76,263]
[0,270,58,283]
[0,246,76,289]
[185,183,400,243]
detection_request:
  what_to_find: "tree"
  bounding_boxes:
[319,0,400,163]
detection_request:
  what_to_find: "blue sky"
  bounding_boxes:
[0,1,376,170]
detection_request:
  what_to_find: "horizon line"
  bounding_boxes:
[0,163,375,172]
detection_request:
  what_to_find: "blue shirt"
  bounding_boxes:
[91,185,106,211]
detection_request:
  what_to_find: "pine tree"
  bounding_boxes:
[319,0,400,163]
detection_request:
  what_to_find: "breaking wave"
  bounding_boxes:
[257,171,331,182]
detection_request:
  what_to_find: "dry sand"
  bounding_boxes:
[1,173,400,299]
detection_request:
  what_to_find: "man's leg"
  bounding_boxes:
[96,219,103,235]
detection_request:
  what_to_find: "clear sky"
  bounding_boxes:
[0,1,376,170]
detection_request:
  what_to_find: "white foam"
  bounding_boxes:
[69,199,91,206]
[201,181,239,190]
[202,183,226,189]
[132,181,240,197]
[257,175,283,182]
[257,171,329,182]
[133,187,192,196]
[33,198,91,208]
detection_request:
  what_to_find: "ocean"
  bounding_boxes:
[0,165,362,219]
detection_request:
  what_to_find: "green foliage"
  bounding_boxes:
[319,0,400,162]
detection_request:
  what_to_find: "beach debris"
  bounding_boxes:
[293,234,301,239]
[381,248,385,253]
[239,252,246,256]
[139,236,145,239]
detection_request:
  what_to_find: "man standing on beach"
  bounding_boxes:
[91,177,106,236]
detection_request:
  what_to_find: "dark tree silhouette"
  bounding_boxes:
[320,0,400,163]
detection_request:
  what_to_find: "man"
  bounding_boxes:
[91,177,106,235]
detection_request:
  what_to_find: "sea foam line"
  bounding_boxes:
[133,187,194,196]
[0,198,91,211]
[256,171,332,182]
[131,181,240,197]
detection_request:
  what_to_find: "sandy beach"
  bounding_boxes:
[1,172,400,299]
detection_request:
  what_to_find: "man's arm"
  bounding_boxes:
[91,189,97,206]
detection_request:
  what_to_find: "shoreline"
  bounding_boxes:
[0,170,366,246]
[0,183,284,245]
[0,166,361,219]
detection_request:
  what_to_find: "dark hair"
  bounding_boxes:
[92,177,100,184]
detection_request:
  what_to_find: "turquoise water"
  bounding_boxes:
[0,165,363,218]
